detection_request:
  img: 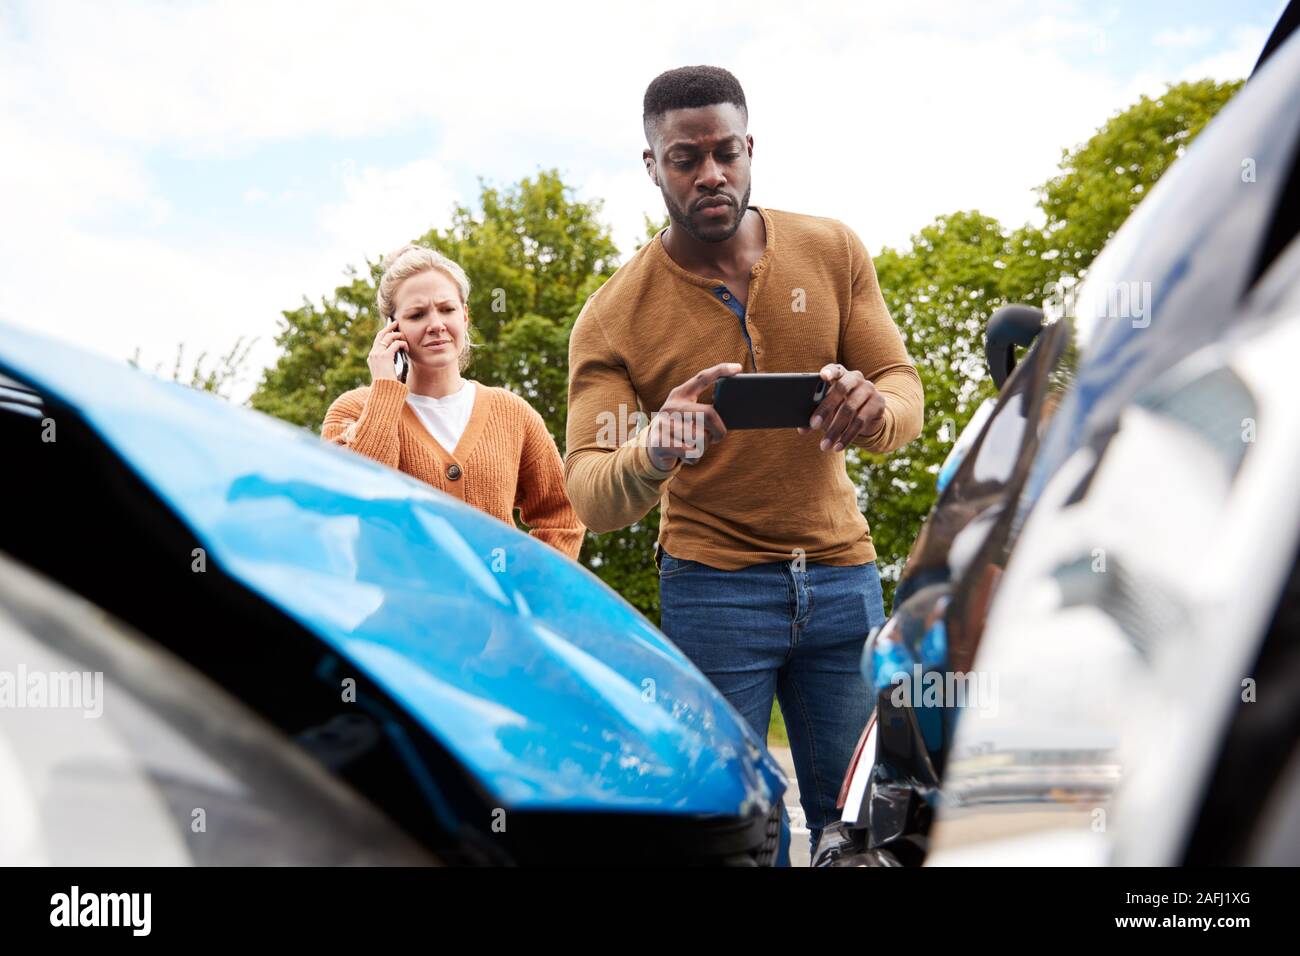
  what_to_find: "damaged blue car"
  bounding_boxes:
[0,321,785,866]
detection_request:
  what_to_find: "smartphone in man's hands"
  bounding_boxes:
[712,373,828,429]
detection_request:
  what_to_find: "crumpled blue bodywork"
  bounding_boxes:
[0,320,784,816]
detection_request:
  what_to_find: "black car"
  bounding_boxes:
[819,1,1300,866]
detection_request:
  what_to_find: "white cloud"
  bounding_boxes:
[1176,25,1270,82]
[317,156,460,267]
[0,117,158,225]
[1154,26,1213,48]
[713,7,1135,250]
[0,0,1275,407]
[1118,23,1267,110]
[577,166,665,259]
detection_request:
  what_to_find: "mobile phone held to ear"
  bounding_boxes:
[712,373,828,429]
[394,347,408,383]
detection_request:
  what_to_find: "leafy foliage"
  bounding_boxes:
[129,337,257,401]
[1038,78,1242,272]
[247,81,1241,622]
[862,211,1036,606]
[857,79,1240,611]
[249,170,677,616]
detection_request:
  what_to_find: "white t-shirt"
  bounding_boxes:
[406,381,476,453]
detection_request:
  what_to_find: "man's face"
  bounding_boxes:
[644,103,752,243]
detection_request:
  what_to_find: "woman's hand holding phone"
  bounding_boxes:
[368,319,408,383]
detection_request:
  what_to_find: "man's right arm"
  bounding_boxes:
[564,299,683,534]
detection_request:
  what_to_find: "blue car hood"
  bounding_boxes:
[0,321,783,816]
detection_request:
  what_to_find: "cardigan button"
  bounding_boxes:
[446,464,462,481]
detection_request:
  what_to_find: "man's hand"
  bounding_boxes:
[798,363,886,452]
[645,362,741,472]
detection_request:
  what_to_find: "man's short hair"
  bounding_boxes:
[642,65,748,144]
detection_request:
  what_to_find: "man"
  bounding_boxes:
[564,65,924,862]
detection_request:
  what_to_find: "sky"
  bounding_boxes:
[0,0,1287,402]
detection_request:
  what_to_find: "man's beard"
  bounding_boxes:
[663,182,752,243]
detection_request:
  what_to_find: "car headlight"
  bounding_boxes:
[865,583,953,758]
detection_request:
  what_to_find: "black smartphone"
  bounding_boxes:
[712,373,828,429]
[394,348,408,383]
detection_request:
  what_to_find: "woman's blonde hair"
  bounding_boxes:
[377,242,477,372]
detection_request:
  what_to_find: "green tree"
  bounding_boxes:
[248,78,1242,626]
[1038,78,1242,274]
[418,172,620,436]
[250,170,680,619]
[129,337,257,401]
[249,273,377,428]
[859,78,1241,611]
[861,211,1028,607]
[250,171,620,435]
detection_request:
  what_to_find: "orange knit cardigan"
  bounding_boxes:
[322,378,585,559]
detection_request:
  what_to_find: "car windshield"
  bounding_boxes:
[1020,36,1300,514]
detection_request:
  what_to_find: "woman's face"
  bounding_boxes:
[391,268,469,372]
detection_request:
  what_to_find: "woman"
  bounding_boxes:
[322,242,584,559]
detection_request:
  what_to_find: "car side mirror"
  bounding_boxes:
[985,305,1044,390]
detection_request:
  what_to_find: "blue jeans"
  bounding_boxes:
[658,550,885,864]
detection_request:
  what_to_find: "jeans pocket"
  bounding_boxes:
[862,561,887,631]
[657,552,701,580]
